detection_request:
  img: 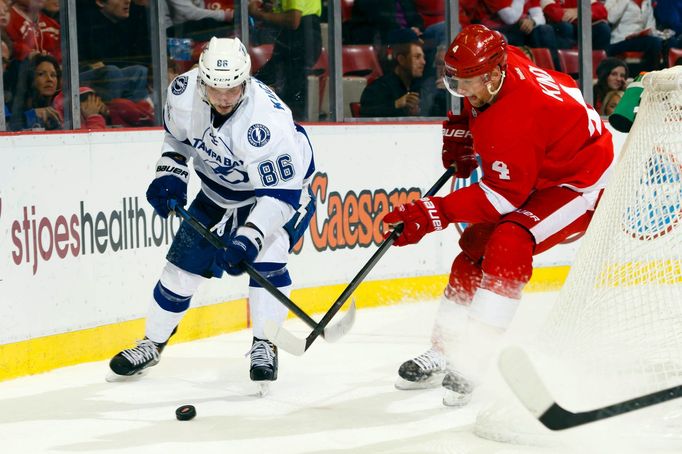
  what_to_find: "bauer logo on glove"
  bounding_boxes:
[156,164,189,178]
[383,196,450,247]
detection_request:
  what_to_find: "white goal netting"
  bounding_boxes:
[475,66,682,446]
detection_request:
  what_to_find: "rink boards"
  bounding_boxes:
[0,123,626,380]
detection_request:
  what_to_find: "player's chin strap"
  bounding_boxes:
[486,70,506,102]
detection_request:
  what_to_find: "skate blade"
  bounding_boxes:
[255,382,271,397]
[442,389,473,407]
[105,369,149,383]
[394,373,445,390]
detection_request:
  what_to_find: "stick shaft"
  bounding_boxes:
[304,167,455,349]
[173,205,320,330]
[542,384,682,430]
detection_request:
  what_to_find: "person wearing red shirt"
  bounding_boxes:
[384,25,614,406]
[6,0,61,63]
[460,0,565,69]
[542,0,612,50]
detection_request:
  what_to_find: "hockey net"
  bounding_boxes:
[475,66,682,446]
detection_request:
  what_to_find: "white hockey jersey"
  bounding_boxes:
[162,69,316,212]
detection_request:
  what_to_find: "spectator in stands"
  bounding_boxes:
[653,0,682,53]
[2,29,21,95]
[164,0,234,41]
[0,0,10,29]
[53,84,154,128]
[542,0,611,51]
[76,0,151,105]
[359,28,425,117]
[10,53,61,130]
[414,0,446,80]
[460,0,564,69]
[600,89,624,116]
[414,0,443,29]
[0,31,14,123]
[420,43,447,116]
[7,0,61,62]
[248,0,322,121]
[106,96,154,126]
[343,0,424,46]
[42,0,60,22]
[605,0,663,72]
[1,33,9,71]
[52,86,108,129]
[593,56,628,113]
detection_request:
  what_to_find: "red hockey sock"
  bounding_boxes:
[445,252,483,305]
[481,222,534,299]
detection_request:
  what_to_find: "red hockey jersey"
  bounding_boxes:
[444,47,614,224]
[7,6,61,63]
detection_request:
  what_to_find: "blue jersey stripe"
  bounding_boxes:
[255,188,302,207]
[196,171,256,202]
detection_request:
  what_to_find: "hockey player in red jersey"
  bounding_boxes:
[384,24,614,406]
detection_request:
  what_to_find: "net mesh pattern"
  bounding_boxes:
[475,66,682,445]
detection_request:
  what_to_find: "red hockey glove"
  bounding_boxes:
[383,197,450,246]
[442,112,478,178]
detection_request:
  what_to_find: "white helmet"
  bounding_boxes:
[198,37,251,89]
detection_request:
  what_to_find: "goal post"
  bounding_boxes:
[475,66,682,444]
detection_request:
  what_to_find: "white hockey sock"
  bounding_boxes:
[430,295,469,355]
[145,263,204,344]
[249,285,291,340]
[146,298,187,344]
[447,289,520,383]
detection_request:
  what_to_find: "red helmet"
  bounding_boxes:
[444,25,507,78]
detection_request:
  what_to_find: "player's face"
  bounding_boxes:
[34,61,59,97]
[206,85,244,115]
[607,66,627,91]
[443,73,494,107]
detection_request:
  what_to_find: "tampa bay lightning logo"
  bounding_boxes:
[171,76,188,95]
[247,124,271,147]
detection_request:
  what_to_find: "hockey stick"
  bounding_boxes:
[265,167,456,356]
[170,203,356,340]
[499,346,682,430]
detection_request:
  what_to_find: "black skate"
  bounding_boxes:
[106,337,169,382]
[395,348,447,390]
[248,337,278,396]
[441,370,474,407]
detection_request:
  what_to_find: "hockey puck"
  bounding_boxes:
[175,404,196,421]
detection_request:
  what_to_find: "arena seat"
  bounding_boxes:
[558,49,607,79]
[669,48,682,67]
[248,44,274,74]
[529,48,555,71]
[342,45,383,84]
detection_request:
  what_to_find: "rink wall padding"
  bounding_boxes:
[0,124,622,381]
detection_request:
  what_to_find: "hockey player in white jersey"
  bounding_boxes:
[107,37,316,388]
